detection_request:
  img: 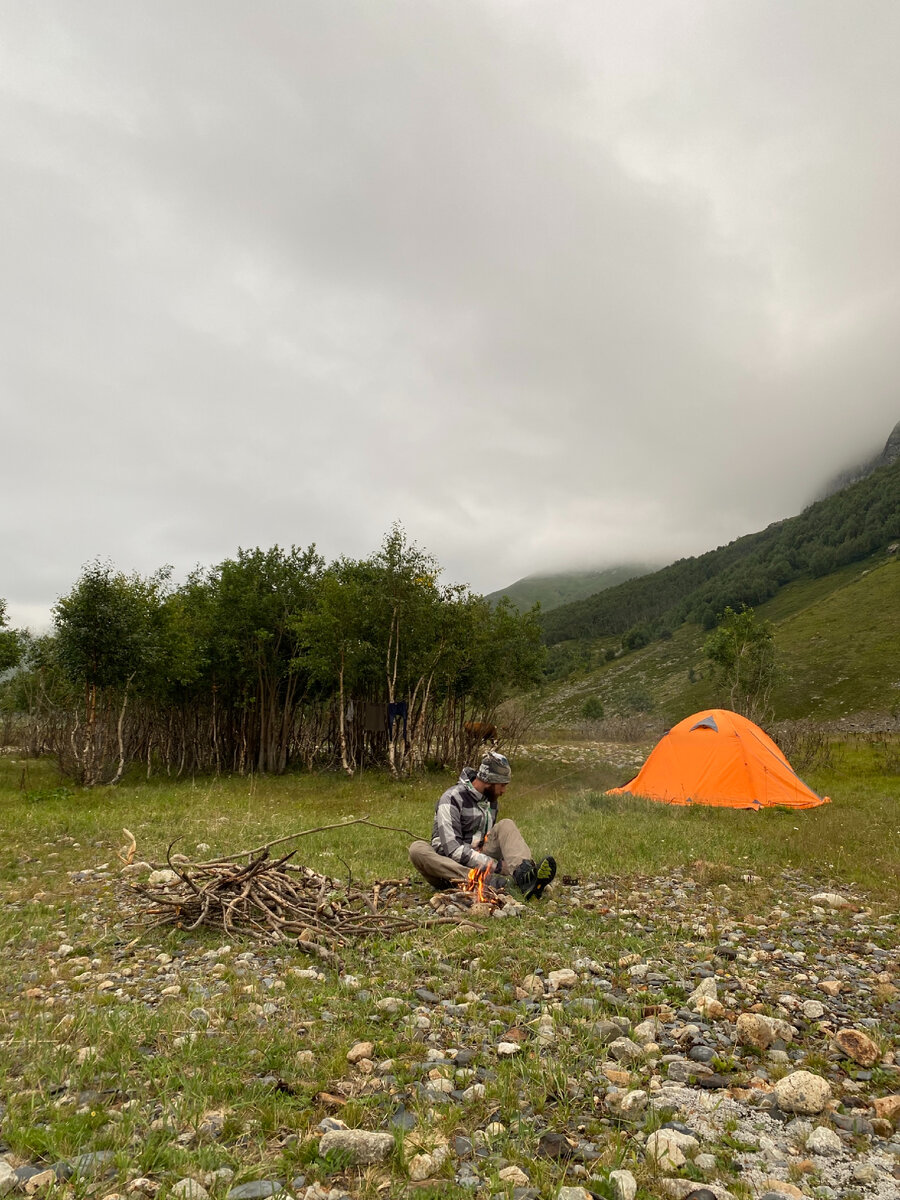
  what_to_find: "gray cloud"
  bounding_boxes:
[1,1,898,628]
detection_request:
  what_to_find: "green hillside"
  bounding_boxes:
[485,563,655,613]
[540,456,900,646]
[537,550,899,727]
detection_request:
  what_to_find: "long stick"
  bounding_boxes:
[190,817,422,865]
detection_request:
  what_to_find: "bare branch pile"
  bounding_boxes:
[129,846,423,952]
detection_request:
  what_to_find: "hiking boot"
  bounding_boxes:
[514,856,556,900]
[485,872,509,892]
[512,859,538,896]
[531,855,556,898]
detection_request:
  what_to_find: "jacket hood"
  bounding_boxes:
[458,767,479,793]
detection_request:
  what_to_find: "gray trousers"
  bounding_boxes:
[408,818,532,889]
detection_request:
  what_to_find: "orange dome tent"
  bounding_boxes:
[608,709,830,810]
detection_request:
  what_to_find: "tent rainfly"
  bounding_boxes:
[608,709,830,810]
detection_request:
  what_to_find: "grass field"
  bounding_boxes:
[0,743,898,1199]
[3,738,899,901]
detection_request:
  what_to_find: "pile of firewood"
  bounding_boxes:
[124,820,524,950]
[129,846,425,953]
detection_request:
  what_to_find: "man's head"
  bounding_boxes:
[475,751,511,798]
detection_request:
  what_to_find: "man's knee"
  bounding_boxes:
[409,840,432,868]
[494,818,519,834]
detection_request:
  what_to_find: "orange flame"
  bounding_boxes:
[461,864,492,903]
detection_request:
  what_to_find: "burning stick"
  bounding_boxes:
[455,864,502,907]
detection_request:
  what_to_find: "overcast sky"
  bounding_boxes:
[2,1,898,629]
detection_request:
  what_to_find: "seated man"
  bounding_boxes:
[409,751,556,899]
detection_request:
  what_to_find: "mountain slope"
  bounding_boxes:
[485,564,656,613]
[538,549,899,726]
[819,417,900,497]
[540,457,900,646]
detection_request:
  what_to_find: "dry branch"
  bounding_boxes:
[129,849,426,950]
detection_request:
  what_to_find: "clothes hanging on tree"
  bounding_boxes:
[362,702,389,734]
[388,700,408,740]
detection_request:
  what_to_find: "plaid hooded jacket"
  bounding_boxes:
[430,767,497,871]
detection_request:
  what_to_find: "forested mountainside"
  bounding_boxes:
[485,563,656,613]
[540,457,900,646]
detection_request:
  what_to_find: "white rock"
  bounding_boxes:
[548,969,577,990]
[645,1129,691,1168]
[170,1181,209,1200]
[407,1153,435,1181]
[810,892,852,909]
[496,1041,522,1057]
[557,1189,592,1200]
[498,1166,529,1186]
[0,1164,16,1198]
[695,1153,717,1170]
[609,1169,637,1200]
[774,1070,832,1114]
[806,1125,843,1156]
[802,1000,826,1020]
[148,868,179,887]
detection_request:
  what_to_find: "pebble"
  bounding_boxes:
[318,1130,395,1164]
[171,1181,209,1200]
[774,1070,832,1114]
[832,1027,881,1067]
[805,1125,843,1156]
[225,1183,282,1200]
[608,1169,637,1200]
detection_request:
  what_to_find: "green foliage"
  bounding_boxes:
[580,695,605,720]
[0,598,23,673]
[622,624,651,652]
[704,604,775,723]
[619,684,654,714]
[7,529,544,780]
[53,562,168,690]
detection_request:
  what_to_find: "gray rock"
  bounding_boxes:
[805,1125,842,1156]
[318,1129,395,1165]
[609,1169,637,1200]
[71,1151,116,1176]
[608,1037,643,1063]
[0,1164,15,1198]
[225,1183,282,1200]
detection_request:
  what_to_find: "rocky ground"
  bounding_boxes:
[514,743,647,775]
[1,859,898,1200]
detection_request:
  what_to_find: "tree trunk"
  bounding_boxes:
[338,652,353,776]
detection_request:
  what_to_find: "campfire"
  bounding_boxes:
[426,864,523,917]
[459,864,494,904]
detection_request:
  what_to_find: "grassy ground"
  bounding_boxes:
[0,743,898,1199]
[4,739,899,901]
